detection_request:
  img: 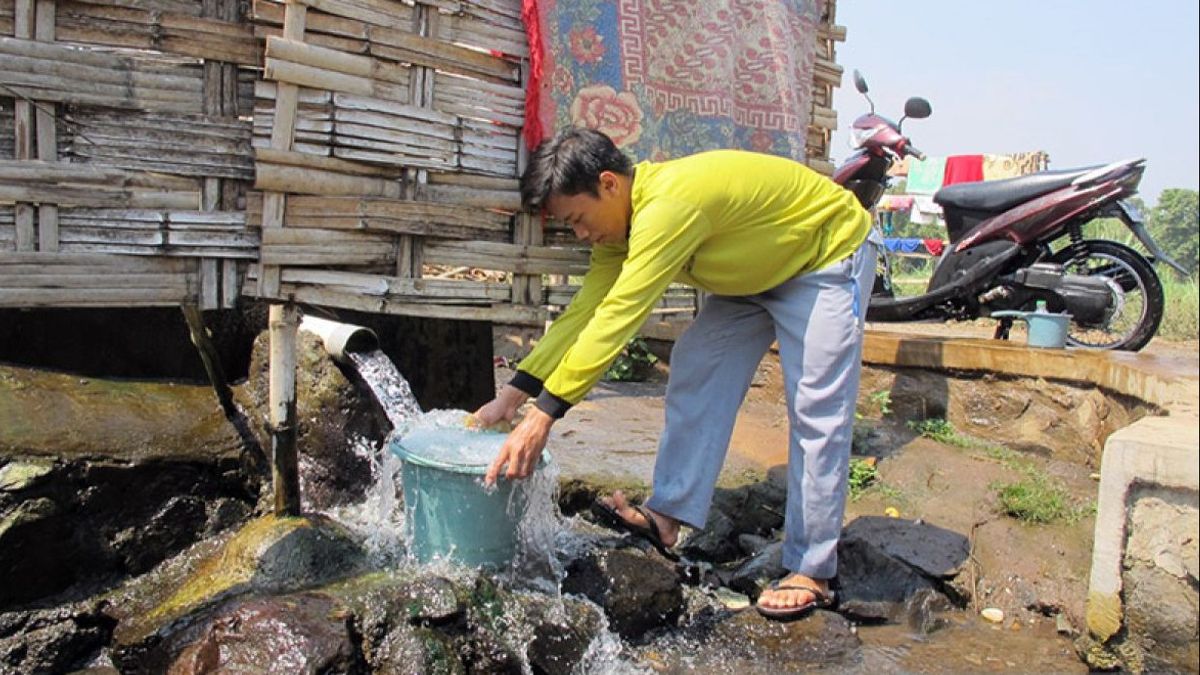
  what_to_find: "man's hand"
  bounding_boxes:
[484,407,554,485]
[471,384,527,429]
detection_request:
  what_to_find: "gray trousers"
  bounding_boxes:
[645,238,877,579]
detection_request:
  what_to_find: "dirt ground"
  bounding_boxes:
[490,321,1195,644]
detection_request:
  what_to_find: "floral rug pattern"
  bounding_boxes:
[527,0,821,160]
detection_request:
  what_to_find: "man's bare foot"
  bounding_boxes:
[756,573,832,611]
[597,490,681,548]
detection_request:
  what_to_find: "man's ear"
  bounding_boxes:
[598,170,619,195]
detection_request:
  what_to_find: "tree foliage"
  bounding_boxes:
[1148,189,1199,275]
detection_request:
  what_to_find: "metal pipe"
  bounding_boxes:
[299,315,380,364]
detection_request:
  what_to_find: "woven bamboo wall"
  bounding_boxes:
[0,0,255,308]
[808,1,846,176]
[245,0,552,325]
[1,0,845,323]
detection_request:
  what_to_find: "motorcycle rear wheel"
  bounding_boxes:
[1050,239,1164,351]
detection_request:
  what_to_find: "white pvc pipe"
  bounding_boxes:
[299,315,380,364]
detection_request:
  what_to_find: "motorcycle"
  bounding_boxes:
[833,70,1187,351]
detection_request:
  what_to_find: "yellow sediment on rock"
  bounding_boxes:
[147,515,313,625]
[1086,590,1123,641]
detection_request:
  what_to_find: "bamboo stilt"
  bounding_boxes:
[268,302,301,516]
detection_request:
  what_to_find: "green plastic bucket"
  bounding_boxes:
[389,431,547,568]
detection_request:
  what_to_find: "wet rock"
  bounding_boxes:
[835,517,968,623]
[455,580,526,674]
[523,592,606,675]
[844,516,969,578]
[204,497,254,535]
[725,541,785,599]
[334,572,464,657]
[0,600,116,674]
[1123,564,1200,673]
[732,477,787,534]
[0,459,55,491]
[148,592,366,674]
[112,514,368,652]
[1,364,258,609]
[312,571,467,672]
[680,509,739,561]
[681,478,785,563]
[236,331,385,509]
[737,533,775,557]
[371,623,461,674]
[562,546,684,641]
[111,495,208,575]
[702,608,860,668]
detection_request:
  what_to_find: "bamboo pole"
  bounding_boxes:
[12,0,36,252]
[258,0,307,298]
[254,161,403,198]
[268,302,301,516]
[34,0,57,252]
[181,303,236,414]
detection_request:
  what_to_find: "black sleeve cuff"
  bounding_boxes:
[534,390,573,419]
[508,370,544,397]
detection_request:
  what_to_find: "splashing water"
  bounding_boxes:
[397,409,506,466]
[318,436,407,567]
[336,349,641,672]
[347,349,423,431]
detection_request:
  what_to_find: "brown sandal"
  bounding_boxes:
[755,581,836,621]
[589,500,680,562]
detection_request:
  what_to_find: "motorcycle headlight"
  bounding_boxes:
[850,124,884,149]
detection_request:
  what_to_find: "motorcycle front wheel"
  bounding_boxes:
[1050,239,1164,351]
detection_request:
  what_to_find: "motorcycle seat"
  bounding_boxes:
[934,165,1103,212]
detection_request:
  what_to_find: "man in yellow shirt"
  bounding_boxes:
[476,127,877,621]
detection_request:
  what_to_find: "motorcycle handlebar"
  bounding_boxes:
[905,145,927,161]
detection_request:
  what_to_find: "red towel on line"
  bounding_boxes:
[922,238,945,257]
[943,155,985,186]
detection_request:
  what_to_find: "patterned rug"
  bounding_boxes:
[524,0,822,160]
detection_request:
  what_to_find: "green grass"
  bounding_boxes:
[847,458,878,500]
[907,418,981,448]
[908,417,1090,524]
[867,390,892,417]
[1159,275,1199,340]
[992,474,1092,525]
[992,476,1072,524]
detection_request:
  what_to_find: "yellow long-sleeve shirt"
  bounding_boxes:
[515,150,870,415]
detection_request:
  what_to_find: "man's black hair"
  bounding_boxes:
[519,127,634,213]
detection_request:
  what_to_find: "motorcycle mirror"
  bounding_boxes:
[903,97,932,119]
[853,69,869,94]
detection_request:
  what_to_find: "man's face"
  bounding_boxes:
[545,171,629,246]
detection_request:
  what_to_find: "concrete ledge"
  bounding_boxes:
[860,332,1198,413]
[1086,416,1200,641]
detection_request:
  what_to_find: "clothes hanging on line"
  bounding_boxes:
[883,238,924,254]
[905,157,947,194]
[943,155,984,186]
[878,195,914,212]
[982,153,1021,180]
[910,195,943,225]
